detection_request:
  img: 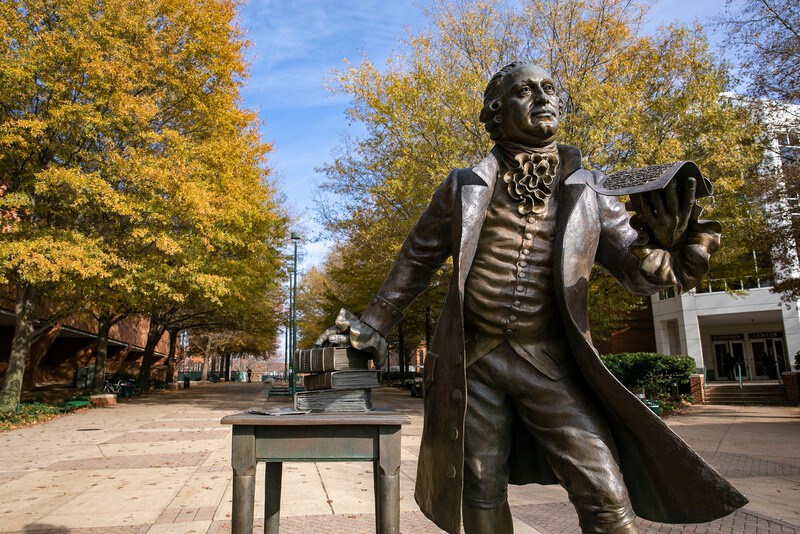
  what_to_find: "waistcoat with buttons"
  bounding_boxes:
[463,165,575,380]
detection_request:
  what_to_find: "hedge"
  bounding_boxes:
[599,352,696,397]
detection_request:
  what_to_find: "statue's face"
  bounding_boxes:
[497,64,560,146]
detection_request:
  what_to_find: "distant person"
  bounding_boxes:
[724,352,735,380]
[246,368,252,383]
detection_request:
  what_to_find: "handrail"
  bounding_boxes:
[736,363,744,404]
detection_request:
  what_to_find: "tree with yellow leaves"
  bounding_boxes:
[312,0,764,350]
[0,0,288,410]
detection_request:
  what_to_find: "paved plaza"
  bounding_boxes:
[0,381,798,533]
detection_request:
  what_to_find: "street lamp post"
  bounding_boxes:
[289,232,301,398]
[283,308,290,379]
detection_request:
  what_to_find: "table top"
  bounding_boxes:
[221,409,410,427]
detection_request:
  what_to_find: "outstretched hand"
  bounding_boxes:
[628,176,696,250]
[314,309,388,367]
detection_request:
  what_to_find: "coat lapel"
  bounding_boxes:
[554,146,596,338]
[459,149,499,293]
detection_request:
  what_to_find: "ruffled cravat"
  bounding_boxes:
[499,142,559,215]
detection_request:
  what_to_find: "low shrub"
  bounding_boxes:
[600,352,695,398]
[0,402,62,431]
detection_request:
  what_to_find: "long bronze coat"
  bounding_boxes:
[361,145,747,534]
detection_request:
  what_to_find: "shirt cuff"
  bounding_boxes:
[360,294,404,337]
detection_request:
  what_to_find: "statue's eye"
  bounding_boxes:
[518,86,531,97]
[543,83,555,94]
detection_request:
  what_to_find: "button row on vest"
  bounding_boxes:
[516,285,524,292]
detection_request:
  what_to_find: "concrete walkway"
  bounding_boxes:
[0,382,798,533]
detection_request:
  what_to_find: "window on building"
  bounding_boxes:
[776,131,800,148]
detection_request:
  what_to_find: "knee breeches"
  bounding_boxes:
[463,342,636,532]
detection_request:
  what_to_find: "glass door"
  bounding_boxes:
[713,343,733,381]
[773,339,787,376]
[712,340,747,381]
[731,341,747,380]
[750,341,770,379]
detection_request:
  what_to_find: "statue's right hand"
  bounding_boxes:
[314,308,388,367]
[313,325,347,347]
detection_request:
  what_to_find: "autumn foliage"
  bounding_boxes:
[306,0,764,352]
[0,0,288,410]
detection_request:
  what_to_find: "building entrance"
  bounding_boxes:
[747,332,788,380]
[711,335,746,381]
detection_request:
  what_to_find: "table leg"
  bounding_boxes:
[264,461,283,534]
[231,425,256,534]
[375,425,402,534]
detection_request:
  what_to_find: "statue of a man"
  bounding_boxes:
[321,62,746,534]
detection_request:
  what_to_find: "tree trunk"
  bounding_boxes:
[138,316,165,390]
[201,354,209,381]
[165,328,179,387]
[0,285,38,412]
[92,320,113,392]
[200,337,212,381]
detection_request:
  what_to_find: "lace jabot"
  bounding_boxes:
[498,142,560,215]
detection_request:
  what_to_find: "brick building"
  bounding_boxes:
[0,305,172,391]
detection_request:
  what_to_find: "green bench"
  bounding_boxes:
[60,398,90,412]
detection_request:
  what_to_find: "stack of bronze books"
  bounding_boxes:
[292,346,380,411]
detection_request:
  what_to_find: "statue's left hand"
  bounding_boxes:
[630,247,678,286]
[629,176,696,250]
[314,309,388,367]
[627,175,721,291]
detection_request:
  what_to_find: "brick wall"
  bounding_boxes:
[782,372,799,406]
[690,374,705,404]
[593,300,657,355]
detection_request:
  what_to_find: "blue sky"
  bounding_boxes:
[236,0,732,270]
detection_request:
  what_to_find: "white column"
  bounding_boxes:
[653,318,672,355]
[678,293,704,369]
[781,300,800,364]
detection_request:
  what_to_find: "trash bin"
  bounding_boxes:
[183,377,190,389]
[643,399,661,415]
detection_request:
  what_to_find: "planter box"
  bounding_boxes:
[89,394,116,407]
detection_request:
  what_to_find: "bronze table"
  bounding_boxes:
[221,411,410,534]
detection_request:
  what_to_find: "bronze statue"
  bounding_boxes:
[319,62,746,534]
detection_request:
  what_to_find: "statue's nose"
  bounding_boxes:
[532,86,548,105]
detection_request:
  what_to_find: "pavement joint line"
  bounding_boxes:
[315,462,335,515]
[711,406,740,455]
